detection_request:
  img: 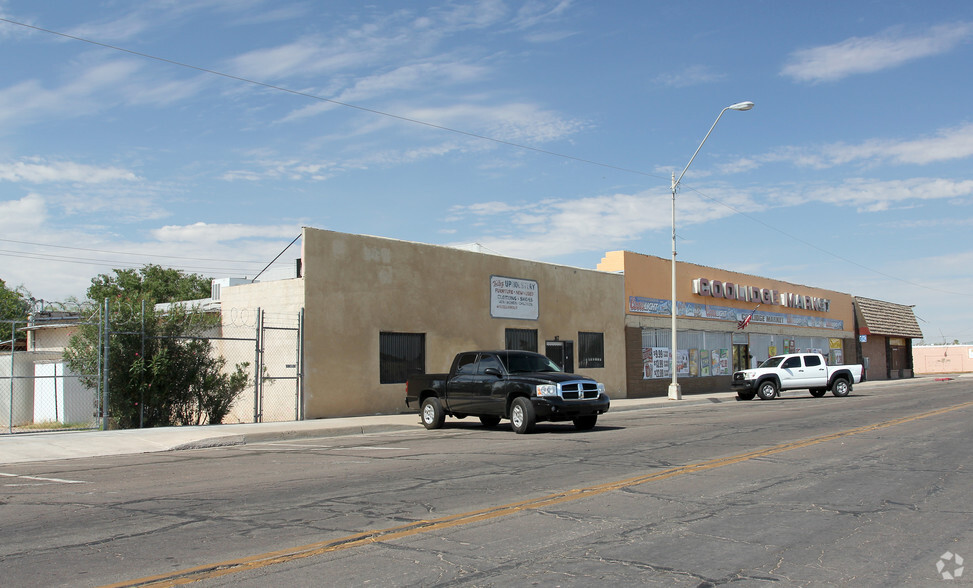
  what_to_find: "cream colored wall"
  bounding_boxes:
[303,227,626,418]
[913,345,973,374]
[219,279,305,318]
[217,278,306,423]
[599,250,855,338]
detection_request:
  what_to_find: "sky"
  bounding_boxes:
[1,1,972,344]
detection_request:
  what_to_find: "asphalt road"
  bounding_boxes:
[2,379,971,587]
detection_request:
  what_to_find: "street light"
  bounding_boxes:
[668,101,754,400]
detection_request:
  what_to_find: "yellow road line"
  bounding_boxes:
[104,400,973,587]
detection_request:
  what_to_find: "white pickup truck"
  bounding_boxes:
[731,352,863,400]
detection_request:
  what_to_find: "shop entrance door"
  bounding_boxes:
[545,340,574,373]
[732,344,750,372]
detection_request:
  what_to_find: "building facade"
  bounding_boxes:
[597,251,858,397]
[216,228,920,418]
[223,227,627,419]
[912,345,973,374]
[853,296,923,380]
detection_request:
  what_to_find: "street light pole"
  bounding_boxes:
[668,101,753,400]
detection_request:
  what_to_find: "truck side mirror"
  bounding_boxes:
[483,367,503,378]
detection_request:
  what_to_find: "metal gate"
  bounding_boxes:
[251,309,305,423]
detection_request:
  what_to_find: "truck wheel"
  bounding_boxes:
[573,415,597,430]
[832,378,851,397]
[420,397,445,429]
[809,388,826,398]
[737,391,756,401]
[757,380,778,400]
[510,397,536,434]
[479,415,501,427]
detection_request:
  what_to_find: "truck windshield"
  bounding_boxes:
[758,357,785,368]
[500,353,563,374]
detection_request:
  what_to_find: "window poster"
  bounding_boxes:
[830,349,843,365]
[643,346,670,379]
[689,349,699,377]
[700,350,710,376]
[677,349,690,376]
[719,349,729,375]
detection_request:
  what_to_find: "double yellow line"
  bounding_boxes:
[106,400,973,587]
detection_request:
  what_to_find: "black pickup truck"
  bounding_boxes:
[405,350,610,434]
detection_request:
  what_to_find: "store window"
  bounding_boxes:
[379,332,425,384]
[640,328,732,379]
[505,328,538,352]
[578,332,605,368]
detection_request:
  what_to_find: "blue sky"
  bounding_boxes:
[1,1,971,343]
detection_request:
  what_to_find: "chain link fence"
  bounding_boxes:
[219,308,304,424]
[1,304,304,434]
[2,313,102,434]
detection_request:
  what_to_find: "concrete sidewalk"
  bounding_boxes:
[0,376,947,466]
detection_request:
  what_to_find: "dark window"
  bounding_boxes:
[578,332,605,368]
[782,357,801,369]
[505,328,538,352]
[455,353,477,375]
[476,354,502,375]
[804,354,822,367]
[379,332,425,384]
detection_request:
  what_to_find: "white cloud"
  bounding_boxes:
[725,122,973,172]
[793,177,973,213]
[826,123,973,166]
[782,22,973,83]
[229,38,341,80]
[432,0,509,30]
[221,100,585,181]
[152,222,301,243]
[404,102,587,143]
[0,58,207,129]
[0,158,139,183]
[445,174,973,262]
[279,61,489,123]
[654,65,726,88]
[514,0,573,30]
[446,187,754,259]
[0,194,48,234]
[66,11,153,43]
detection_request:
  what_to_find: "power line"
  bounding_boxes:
[0,16,962,303]
[0,249,263,274]
[0,237,265,263]
[0,17,660,181]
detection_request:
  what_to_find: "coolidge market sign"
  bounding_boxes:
[692,277,831,312]
[627,277,844,330]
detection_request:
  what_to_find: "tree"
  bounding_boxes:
[87,264,211,305]
[63,266,249,429]
[0,278,32,344]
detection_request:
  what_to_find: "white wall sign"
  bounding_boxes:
[490,276,539,320]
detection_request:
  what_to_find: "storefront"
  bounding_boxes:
[597,251,857,397]
[853,296,923,380]
[220,229,917,417]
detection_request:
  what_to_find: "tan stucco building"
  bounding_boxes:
[221,227,626,419]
